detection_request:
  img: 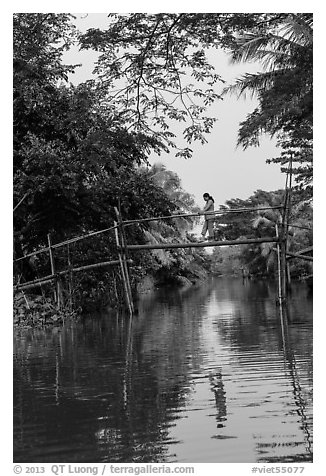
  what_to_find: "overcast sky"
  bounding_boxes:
[64,13,286,208]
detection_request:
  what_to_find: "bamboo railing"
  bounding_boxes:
[14,259,133,292]
[124,236,279,251]
[14,223,119,263]
[122,205,283,227]
[13,223,123,308]
[286,252,313,262]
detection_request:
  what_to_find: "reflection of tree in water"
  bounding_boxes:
[14,316,185,462]
[14,281,217,463]
[212,279,312,356]
[117,281,220,460]
[209,369,227,428]
[133,281,217,386]
[14,277,313,463]
[136,279,216,319]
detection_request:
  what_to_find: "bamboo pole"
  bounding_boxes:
[15,273,55,289]
[286,246,313,257]
[281,237,287,298]
[275,224,283,306]
[286,252,313,262]
[121,206,284,226]
[114,219,134,316]
[289,224,312,231]
[124,236,279,251]
[276,223,288,341]
[116,204,135,315]
[47,233,58,306]
[68,259,132,273]
[15,278,55,292]
[14,246,53,263]
[67,244,73,310]
[50,223,119,250]
[13,192,30,213]
[115,206,134,314]
[14,259,132,291]
[14,223,120,263]
[278,169,289,301]
[283,154,293,294]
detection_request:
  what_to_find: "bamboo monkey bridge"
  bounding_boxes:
[14,158,311,315]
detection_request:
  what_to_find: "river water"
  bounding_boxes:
[13,277,313,463]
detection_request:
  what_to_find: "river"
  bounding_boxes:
[13,277,313,463]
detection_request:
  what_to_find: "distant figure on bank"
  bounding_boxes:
[200,193,215,241]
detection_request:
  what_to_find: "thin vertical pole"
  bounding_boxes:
[285,154,293,289]
[120,225,134,313]
[114,219,133,315]
[276,224,287,343]
[280,154,294,298]
[116,205,134,314]
[47,233,58,305]
[276,223,287,301]
[280,231,287,299]
[287,154,293,227]
[67,243,73,310]
[275,224,283,305]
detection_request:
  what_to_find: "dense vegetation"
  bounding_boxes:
[13,13,313,322]
[210,188,312,279]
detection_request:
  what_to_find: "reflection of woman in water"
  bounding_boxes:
[201,193,215,241]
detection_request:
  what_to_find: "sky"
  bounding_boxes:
[63,12,286,208]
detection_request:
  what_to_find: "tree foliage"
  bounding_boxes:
[79,13,282,158]
[13,13,313,312]
[14,15,172,246]
[210,188,312,278]
[129,163,210,286]
[223,13,313,188]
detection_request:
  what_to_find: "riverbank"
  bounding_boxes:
[13,292,80,327]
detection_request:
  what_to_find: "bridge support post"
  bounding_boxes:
[114,208,134,316]
[281,236,288,299]
[47,233,63,309]
[275,224,287,305]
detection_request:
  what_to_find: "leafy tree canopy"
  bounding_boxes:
[13,14,175,251]
[211,188,312,278]
[79,13,286,158]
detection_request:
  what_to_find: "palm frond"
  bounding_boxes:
[223,70,282,98]
[281,14,313,46]
[230,28,310,70]
[150,220,176,236]
[250,49,292,70]
[230,34,271,63]
[143,229,165,243]
[143,229,173,265]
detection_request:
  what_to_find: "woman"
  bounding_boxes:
[200,193,215,241]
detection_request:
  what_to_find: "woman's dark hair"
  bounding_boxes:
[203,193,214,202]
